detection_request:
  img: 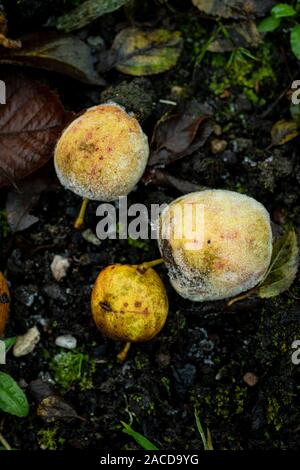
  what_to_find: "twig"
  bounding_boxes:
[0,432,12,450]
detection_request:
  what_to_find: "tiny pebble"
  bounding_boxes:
[211,138,227,154]
[13,326,40,357]
[55,335,77,350]
[243,372,258,387]
[82,228,101,246]
[51,255,71,281]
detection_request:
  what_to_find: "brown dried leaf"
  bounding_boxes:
[143,168,206,194]
[0,272,10,337]
[37,396,80,422]
[6,178,49,232]
[29,379,82,422]
[149,103,212,166]
[0,32,103,85]
[0,72,72,188]
[192,0,275,19]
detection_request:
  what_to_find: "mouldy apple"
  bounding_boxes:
[158,190,273,302]
[91,260,168,361]
[54,102,149,228]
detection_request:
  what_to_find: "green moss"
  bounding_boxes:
[37,427,65,450]
[134,351,150,370]
[266,398,282,431]
[50,351,95,391]
[197,383,247,419]
[128,393,155,417]
[161,377,171,395]
[209,43,275,105]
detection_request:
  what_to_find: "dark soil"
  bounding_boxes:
[1,0,300,451]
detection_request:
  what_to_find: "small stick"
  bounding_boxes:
[74,198,89,230]
[227,288,256,307]
[0,432,12,450]
[117,341,131,362]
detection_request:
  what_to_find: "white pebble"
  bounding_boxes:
[13,326,40,357]
[55,335,77,350]
[51,255,71,281]
[82,229,101,246]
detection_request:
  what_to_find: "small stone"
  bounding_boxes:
[44,284,66,301]
[86,35,105,50]
[13,326,40,357]
[55,335,77,350]
[213,124,222,136]
[51,255,71,281]
[211,138,227,154]
[243,372,258,387]
[156,352,171,367]
[82,229,101,246]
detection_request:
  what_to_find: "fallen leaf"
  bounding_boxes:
[112,27,183,76]
[6,178,48,232]
[143,168,206,194]
[49,0,129,33]
[192,0,275,19]
[270,119,299,147]
[207,21,262,52]
[149,102,213,166]
[0,32,103,85]
[37,396,81,422]
[258,230,299,298]
[0,272,10,337]
[29,379,81,422]
[0,9,21,50]
[0,72,72,188]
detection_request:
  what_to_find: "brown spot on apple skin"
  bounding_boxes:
[135,301,142,308]
[124,302,128,307]
[99,301,111,312]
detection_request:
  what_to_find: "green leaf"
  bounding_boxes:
[291,25,300,60]
[271,119,299,146]
[194,409,214,450]
[4,337,16,351]
[49,0,129,33]
[121,422,159,450]
[258,230,299,298]
[271,3,296,18]
[112,28,183,76]
[0,372,29,417]
[258,16,281,33]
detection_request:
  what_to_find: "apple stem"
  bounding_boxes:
[138,259,164,272]
[117,341,131,362]
[74,198,89,230]
[227,288,257,307]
